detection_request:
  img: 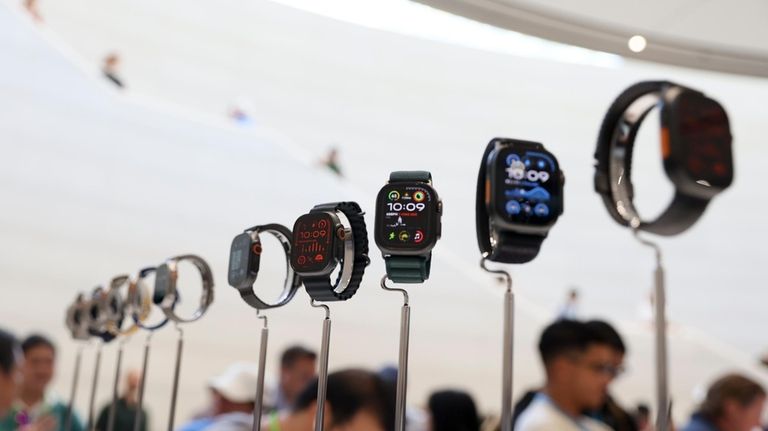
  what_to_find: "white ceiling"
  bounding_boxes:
[414,0,768,77]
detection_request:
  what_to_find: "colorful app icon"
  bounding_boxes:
[413,191,426,202]
[413,230,424,244]
[314,254,324,262]
[398,231,409,242]
[388,231,396,241]
[298,256,307,265]
[388,191,400,201]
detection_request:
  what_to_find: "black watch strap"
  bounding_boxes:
[383,171,435,283]
[476,138,547,264]
[304,202,369,301]
[237,224,301,309]
[594,80,712,236]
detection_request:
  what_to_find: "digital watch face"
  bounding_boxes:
[228,232,258,287]
[670,92,733,190]
[375,183,437,252]
[491,146,562,226]
[291,213,335,274]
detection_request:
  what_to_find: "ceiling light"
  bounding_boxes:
[628,35,647,53]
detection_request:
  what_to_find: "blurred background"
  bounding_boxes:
[1,0,767,429]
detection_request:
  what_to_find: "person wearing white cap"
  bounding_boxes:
[177,362,262,431]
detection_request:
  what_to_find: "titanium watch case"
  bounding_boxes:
[594,81,733,235]
[486,139,565,235]
[228,224,301,310]
[374,181,442,256]
[65,294,91,341]
[291,211,354,281]
[154,254,215,324]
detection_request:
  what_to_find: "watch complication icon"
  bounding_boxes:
[388,191,400,201]
[413,230,424,244]
[399,231,409,242]
[506,160,526,180]
[414,191,425,202]
[388,232,396,241]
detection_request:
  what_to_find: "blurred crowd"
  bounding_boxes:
[0,318,765,431]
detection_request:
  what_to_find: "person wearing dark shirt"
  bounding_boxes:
[95,370,147,431]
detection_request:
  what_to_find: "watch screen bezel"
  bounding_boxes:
[290,212,338,276]
[374,182,440,255]
[663,89,734,198]
[487,142,564,233]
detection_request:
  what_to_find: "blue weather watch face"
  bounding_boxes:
[493,148,561,226]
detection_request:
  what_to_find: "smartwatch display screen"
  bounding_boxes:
[671,92,733,189]
[291,213,335,274]
[492,146,561,226]
[376,183,436,251]
[228,232,257,287]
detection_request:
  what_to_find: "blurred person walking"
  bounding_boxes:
[270,346,316,413]
[94,370,147,431]
[680,373,765,431]
[557,288,580,320]
[102,54,125,89]
[0,335,82,431]
[0,329,21,418]
[514,320,622,431]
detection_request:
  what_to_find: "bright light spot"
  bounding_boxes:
[628,35,647,53]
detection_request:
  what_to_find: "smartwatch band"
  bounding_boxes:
[156,255,215,324]
[384,171,434,283]
[303,202,369,301]
[475,138,546,264]
[130,267,172,331]
[235,224,302,310]
[594,81,710,236]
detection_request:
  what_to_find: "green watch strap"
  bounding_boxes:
[389,170,432,183]
[385,254,431,283]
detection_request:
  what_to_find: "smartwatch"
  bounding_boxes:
[290,202,370,301]
[476,138,565,263]
[102,275,130,337]
[65,293,91,341]
[374,171,442,283]
[154,255,215,323]
[594,81,734,235]
[87,286,119,342]
[129,267,171,331]
[228,224,302,309]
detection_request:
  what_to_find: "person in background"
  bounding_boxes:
[585,320,635,431]
[0,329,21,418]
[680,373,765,431]
[633,404,651,431]
[512,320,632,431]
[320,147,343,178]
[428,390,480,431]
[262,369,394,431]
[95,370,147,431]
[0,334,82,431]
[272,346,317,413]
[514,320,620,431]
[557,288,580,320]
[177,362,259,431]
[23,0,43,21]
[102,53,125,89]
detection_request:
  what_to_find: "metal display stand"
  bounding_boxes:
[380,276,411,431]
[633,230,670,431]
[480,258,514,431]
[252,310,269,431]
[64,344,85,431]
[310,299,332,431]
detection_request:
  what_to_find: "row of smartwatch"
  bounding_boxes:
[229,80,734,308]
[65,79,733,325]
[65,255,215,342]
[228,171,445,308]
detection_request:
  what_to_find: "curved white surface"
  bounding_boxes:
[1,0,768,429]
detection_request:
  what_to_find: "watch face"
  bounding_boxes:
[668,91,733,191]
[228,232,258,287]
[490,145,562,226]
[291,213,335,274]
[375,182,438,252]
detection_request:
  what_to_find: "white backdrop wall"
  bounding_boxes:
[1,0,767,429]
